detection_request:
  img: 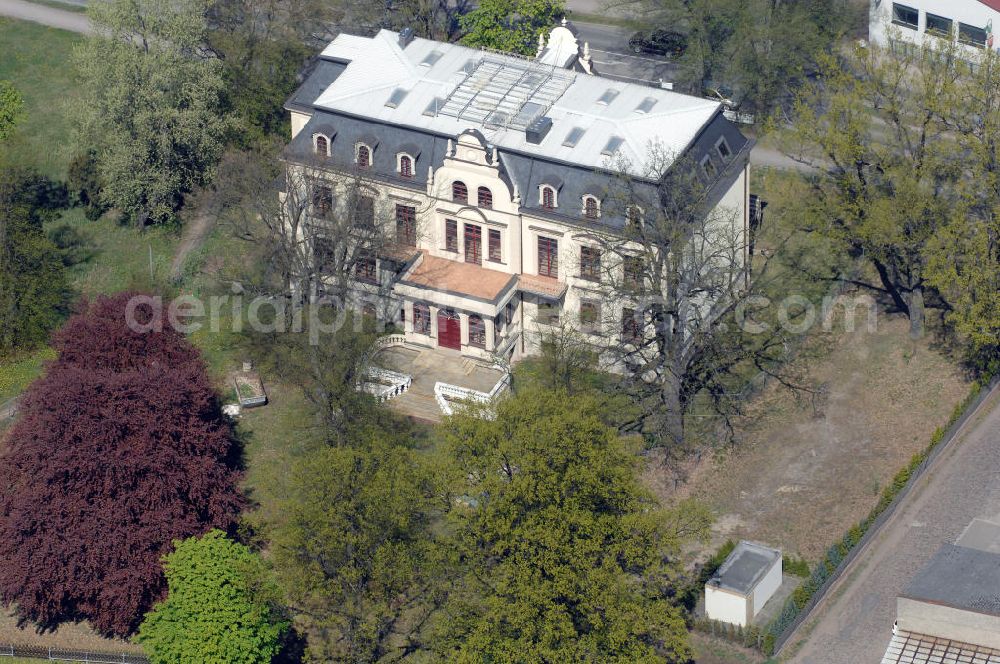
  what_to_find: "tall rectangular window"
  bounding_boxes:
[445,219,458,252]
[623,255,643,290]
[464,224,482,265]
[622,307,641,343]
[314,236,336,275]
[891,3,918,30]
[580,246,601,281]
[355,255,377,283]
[488,229,502,262]
[355,195,375,227]
[580,300,601,334]
[312,185,333,218]
[395,204,416,246]
[538,236,558,278]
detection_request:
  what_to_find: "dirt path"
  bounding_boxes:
[169,209,214,281]
[0,0,91,33]
[784,385,1000,663]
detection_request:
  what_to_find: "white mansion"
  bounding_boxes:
[283,23,754,364]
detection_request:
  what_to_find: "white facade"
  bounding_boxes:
[870,0,1000,54]
[705,584,753,627]
[704,541,782,628]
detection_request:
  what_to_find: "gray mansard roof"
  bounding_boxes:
[285,29,752,228]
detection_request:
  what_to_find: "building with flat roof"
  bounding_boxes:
[283,23,752,363]
[705,541,782,627]
[881,519,1000,663]
[871,0,1000,55]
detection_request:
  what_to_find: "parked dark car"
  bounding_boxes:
[628,30,687,57]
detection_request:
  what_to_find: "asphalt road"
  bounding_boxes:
[785,385,1000,663]
[0,0,90,33]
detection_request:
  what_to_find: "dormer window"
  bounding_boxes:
[314,134,330,157]
[540,185,557,210]
[398,154,413,178]
[477,186,492,209]
[356,143,372,170]
[715,137,732,160]
[700,154,717,179]
[452,181,468,203]
[582,195,600,219]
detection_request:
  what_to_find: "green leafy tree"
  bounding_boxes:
[76,0,230,225]
[138,530,288,664]
[435,387,711,663]
[0,80,24,142]
[926,48,1000,373]
[783,42,961,338]
[0,171,70,356]
[459,0,564,56]
[269,436,447,662]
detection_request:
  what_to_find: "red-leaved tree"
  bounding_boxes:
[0,293,245,636]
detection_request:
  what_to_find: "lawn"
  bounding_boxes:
[0,18,83,179]
[0,347,56,403]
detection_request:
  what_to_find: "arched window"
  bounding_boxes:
[541,186,556,209]
[477,186,493,209]
[452,181,468,203]
[413,302,431,335]
[356,143,371,169]
[469,315,486,348]
[399,154,413,178]
[626,205,643,229]
[583,195,600,219]
[314,135,329,156]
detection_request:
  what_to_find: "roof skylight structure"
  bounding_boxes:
[437,54,574,131]
[385,88,408,108]
[597,88,620,105]
[562,127,586,147]
[601,136,625,156]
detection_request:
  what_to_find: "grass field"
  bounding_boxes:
[0,18,83,179]
[0,347,55,403]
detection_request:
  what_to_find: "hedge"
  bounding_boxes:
[755,376,993,656]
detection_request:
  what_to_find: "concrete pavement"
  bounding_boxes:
[784,385,1000,663]
[0,0,91,34]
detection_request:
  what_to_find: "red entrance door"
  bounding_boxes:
[437,310,461,350]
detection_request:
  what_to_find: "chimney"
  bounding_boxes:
[525,116,552,144]
[399,27,415,49]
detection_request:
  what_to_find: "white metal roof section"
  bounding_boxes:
[881,630,1000,664]
[315,30,722,177]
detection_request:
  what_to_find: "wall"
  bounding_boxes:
[896,597,1000,649]
[752,557,783,616]
[705,584,751,627]
[870,0,1000,54]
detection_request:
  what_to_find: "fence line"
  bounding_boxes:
[772,374,1000,655]
[0,643,148,664]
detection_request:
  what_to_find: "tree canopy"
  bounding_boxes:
[76,0,230,225]
[459,0,565,56]
[0,170,70,357]
[138,530,288,664]
[0,293,245,636]
[0,80,23,142]
[434,387,710,662]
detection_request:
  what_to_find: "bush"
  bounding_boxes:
[67,150,107,220]
[783,554,810,578]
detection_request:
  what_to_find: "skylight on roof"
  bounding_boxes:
[562,127,586,148]
[597,88,620,105]
[636,97,658,113]
[423,97,444,117]
[601,136,625,156]
[385,88,408,109]
[421,51,443,66]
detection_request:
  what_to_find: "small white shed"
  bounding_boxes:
[705,541,782,627]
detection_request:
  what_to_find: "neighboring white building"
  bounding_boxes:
[881,519,1000,663]
[282,23,753,365]
[704,541,782,627]
[870,0,1000,54]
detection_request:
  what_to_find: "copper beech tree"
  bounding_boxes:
[0,293,245,637]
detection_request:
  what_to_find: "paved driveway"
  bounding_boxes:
[0,0,91,34]
[784,385,1000,663]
